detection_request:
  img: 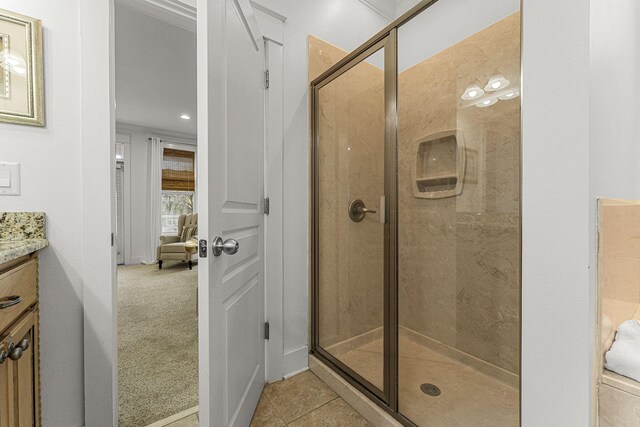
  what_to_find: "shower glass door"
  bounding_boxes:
[313,39,391,400]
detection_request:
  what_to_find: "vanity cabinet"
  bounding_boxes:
[0,255,41,427]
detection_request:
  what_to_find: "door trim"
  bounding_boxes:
[81,0,117,425]
[264,37,286,383]
[115,133,132,265]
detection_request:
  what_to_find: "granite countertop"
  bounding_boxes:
[0,212,49,265]
[0,239,49,264]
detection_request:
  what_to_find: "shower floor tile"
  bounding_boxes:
[337,336,519,427]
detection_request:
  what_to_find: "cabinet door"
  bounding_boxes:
[14,326,34,427]
[0,352,14,427]
[0,308,38,427]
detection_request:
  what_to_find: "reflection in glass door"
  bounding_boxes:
[313,39,391,401]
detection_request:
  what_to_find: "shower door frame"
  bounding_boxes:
[310,31,397,408]
[310,2,442,425]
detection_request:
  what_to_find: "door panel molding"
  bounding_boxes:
[198,0,265,425]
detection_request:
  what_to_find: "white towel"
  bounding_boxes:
[605,319,640,382]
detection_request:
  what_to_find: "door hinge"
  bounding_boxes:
[265,69,270,89]
[264,322,270,340]
[264,197,270,215]
[111,233,115,247]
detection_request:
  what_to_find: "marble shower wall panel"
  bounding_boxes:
[310,37,386,348]
[599,199,640,304]
[598,199,640,352]
[397,13,521,374]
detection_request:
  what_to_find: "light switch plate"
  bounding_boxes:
[0,162,20,195]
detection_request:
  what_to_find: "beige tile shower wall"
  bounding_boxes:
[397,14,521,374]
[599,200,640,303]
[598,199,640,352]
[310,37,386,347]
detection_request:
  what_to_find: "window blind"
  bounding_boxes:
[162,148,195,191]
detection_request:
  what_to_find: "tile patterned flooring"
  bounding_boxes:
[253,371,369,426]
[157,371,370,427]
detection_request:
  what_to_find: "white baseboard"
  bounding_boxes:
[127,256,146,265]
[145,406,198,427]
[282,346,308,379]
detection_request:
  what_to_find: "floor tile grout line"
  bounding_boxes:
[264,393,287,425]
[284,396,340,425]
[261,372,339,424]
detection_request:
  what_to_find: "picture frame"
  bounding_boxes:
[0,8,44,127]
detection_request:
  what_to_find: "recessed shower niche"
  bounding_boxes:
[411,129,466,199]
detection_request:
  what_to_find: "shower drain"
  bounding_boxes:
[420,383,441,396]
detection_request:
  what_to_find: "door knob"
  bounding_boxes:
[348,199,377,222]
[212,237,240,257]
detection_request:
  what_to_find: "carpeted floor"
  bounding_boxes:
[117,262,198,427]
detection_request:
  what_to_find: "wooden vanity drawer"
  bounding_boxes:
[0,259,37,334]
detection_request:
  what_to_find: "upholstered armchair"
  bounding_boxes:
[157,213,198,269]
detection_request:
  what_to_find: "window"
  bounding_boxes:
[161,147,196,233]
[161,192,194,233]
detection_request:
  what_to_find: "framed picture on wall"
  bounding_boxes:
[0,8,44,127]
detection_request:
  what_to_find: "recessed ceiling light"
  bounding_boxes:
[484,74,510,92]
[180,114,191,120]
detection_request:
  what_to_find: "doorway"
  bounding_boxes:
[108,1,286,426]
[113,1,199,424]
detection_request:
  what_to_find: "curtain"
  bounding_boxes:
[145,137,164,264]
[162,148,195,191]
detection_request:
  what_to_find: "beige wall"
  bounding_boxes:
[310,13,521,374]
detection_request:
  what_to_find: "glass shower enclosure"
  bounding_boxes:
[311,1,521,425]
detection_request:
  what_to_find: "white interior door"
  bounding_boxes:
[197,0,266,426]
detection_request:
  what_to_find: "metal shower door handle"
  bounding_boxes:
[348,199,377,222]
[212,237,240,257]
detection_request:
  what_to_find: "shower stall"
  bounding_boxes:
[310,1,521,425]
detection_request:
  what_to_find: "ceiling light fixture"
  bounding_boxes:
[180,114,191,120]
[484,74,510,92]
[476,98,498,108]
[461,84,485,101]
[498,90,520,101]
